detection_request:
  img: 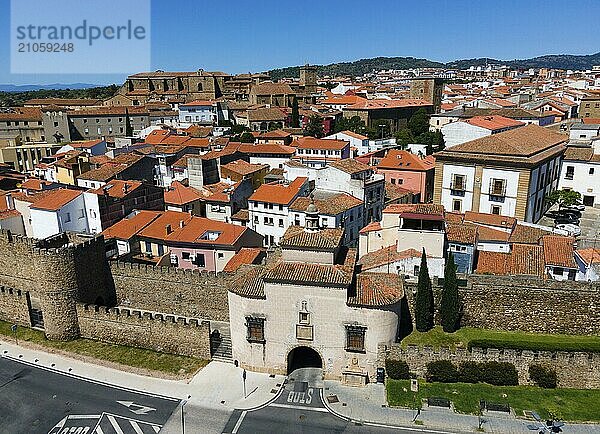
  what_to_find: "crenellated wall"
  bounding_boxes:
[76,304,211,359]
[110,261,233,321]
[404,274,600,335]
[379,343,600,389]
[0,286,30,326]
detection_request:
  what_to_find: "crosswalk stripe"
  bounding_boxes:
[269,402,329,413]
[129,420,144,434]
[231,410,247,434]
[107,414,125,434]
[95,426,104,434]
[152,426,160,433]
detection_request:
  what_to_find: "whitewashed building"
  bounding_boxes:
[227,210,403,384]
[559,146,600,207]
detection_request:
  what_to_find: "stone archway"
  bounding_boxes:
[287,346,322,374]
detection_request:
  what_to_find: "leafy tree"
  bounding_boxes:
[268,121,283,131]
[408,108,430,136]
[230,124,249,135]
[440,252,460,333]
[415,248,434,332]
[304,114,324,138]
[545,189,582,208]
[365,119,391,140]
[291,97,300,128]
[395,128,414,149]
[239,132,255,143]
[334,115,367,135]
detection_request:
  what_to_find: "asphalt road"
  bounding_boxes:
[223,368,446,434]
[0,355,179,434]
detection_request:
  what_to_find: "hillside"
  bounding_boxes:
[0,85,119,107]
[268,56,443,80]
[269,52,600,79]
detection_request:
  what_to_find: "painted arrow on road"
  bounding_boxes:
[116,400,157,415]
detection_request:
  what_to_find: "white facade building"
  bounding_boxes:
[559,146,600,207]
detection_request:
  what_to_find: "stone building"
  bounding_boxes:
[227,203,403,384]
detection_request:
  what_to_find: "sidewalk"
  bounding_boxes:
[323,380,600,433]
[0,338,284,433]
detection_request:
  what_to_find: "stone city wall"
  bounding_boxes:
[0,286,31,326]
[379,343,600,389]
[404,274,600,335]
[110,261,233,321]
[76,304,211,359]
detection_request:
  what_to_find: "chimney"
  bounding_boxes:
[165,224,172,235]
[179,220,185,228]
[123,183,129,194]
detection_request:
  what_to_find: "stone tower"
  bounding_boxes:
[409,77,444,113]
[33,246,80,341]
[299,64,317,95]
[304,195,320,232]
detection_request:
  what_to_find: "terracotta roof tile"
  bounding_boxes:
[101,210,161,240]
[463,115,524,131]
[164,181,202,205]
[358,246,422,271]
[222,160,268,176]
[446,223,478,244]
[542,235,576,268]
[223,247,265,273]
[383,203,445,217]
[263,261,353,287]
[294,137,349,151]
[509,224,552,244]
[280,225,344,250]
[464,211,516,229]
[329,159,371,174]
[347,273,404,307]
[29,188,82,211]
[377,150,435,171]
[228,266,266,299]
[289,192,362,215]
[249,177,307,205]
[575,248,600,266]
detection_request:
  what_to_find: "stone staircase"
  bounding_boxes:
[210,327,233,363]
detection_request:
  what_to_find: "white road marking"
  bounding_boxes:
[152,426,160,433]
[94,426,104,434]
[269,402,329,413]
[68,415,101,419]
[117,400,157,415]
[107,414,125,434]
[129,420,144,434]
[231,410,247,434]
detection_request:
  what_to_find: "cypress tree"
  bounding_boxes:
[291,97,300,128]
[440,252,460,332]
[125,108,133,137]
[415,248,434,332]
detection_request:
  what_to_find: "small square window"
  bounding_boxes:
[182,252,191,260]
[246,317,265,343]
[299,312,310,324]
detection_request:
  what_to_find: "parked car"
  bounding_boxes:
[556,223,582,237]
[560,203,585,212]
[554,215,580,225]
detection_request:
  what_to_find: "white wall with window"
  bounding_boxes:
[249,200,290,246]
[559,158,600,207]
[479,168,520,217]
[440,164,476,214]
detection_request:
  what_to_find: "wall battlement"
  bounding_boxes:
[0,285,25,299]
[77,303,210,328]
[380,343,600,389]
[77,303,211,359]
[111,260,232,278]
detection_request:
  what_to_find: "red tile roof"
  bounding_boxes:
[294,137,349,151]
[72,139,105,149]
[138,210,250,246]
[221,160,268,176]
[347,273,404,307]
[346,98,431,110]
[249,177,307,205]
[575,248,600,266]
[464,211,516,229]
[101,210,162,240]
[223,247,265,272]
[542,235,576,268]
[377,150,435,171]
[383,203,445,217]
[463,115,524,131]
[164,181,202,205]
[29,189,82,211]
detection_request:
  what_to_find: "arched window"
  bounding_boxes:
[197,82,203,91]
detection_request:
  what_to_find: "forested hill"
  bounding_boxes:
[0,85,119,107]
[268,52,600,79]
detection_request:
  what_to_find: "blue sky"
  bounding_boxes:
[1,0,599,85]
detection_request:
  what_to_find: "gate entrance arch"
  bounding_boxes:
[286,346,322,374]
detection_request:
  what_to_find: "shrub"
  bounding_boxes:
[426,360,458,383]
[385,359,410,380]
[529,364,558,389]
[457,361,480,383]
[479,361,519,386]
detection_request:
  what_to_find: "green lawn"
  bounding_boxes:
[401,326,600,353]
[0,320,207,376]
[387,379,600,422]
